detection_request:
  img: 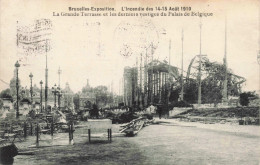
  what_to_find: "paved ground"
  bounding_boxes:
[7,119,260,165]
[127,118,260,165]
[157,118,260,137]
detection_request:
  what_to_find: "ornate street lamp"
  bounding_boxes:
[15,61,20,119]
[29,73,33,104]
[40,80,43,113]
[57,87,63,111]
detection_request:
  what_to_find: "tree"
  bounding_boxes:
[93,85,113,108]
[73,94,80,110]
[90,103,99,118]
[8,69,31,101]
[20,98,31,104]
[0,99,3,109]
[33,84,40,96]
[201,61,241,103]
[184,79,198,104]
[168,77,181,104]
[239,92,258,106]
[183,60,242,104]
[240,93,249,106]
[169,86,181,104]
[0,88,13,101]
[201,77,222,106]
[63,82,74,108]
[84,100,92,109]
[201,61,225,104]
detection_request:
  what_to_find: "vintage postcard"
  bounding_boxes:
[0,0,259,164]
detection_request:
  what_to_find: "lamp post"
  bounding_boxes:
[40,80,43,113]
[180,29,184,101]
[257,51,260,125]
[29,73,33,104]
[57,87,63,111]
[45,40,49,114]
[198,20,202,106]
[258,3,260,126]
[15,61,20,119]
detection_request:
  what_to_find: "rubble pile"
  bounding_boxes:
[106,111,139,124]
[119,117,154,137]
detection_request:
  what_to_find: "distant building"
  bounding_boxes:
[62,82,74,109]
[79,79,96,110]
[79,94,95,110]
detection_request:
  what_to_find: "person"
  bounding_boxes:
[35,123,41,140]
[164,106,169,119]
[92,104,99,119]
[150,105,155,114]
[158,106,162,119]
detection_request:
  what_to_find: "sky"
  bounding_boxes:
[0,0,259,94]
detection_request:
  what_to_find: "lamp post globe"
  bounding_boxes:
[29,73,33,79]
[15,61,20,68]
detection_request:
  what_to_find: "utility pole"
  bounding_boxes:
[45,40,49,113]
[29,73,33,109]
[144,47,148,107]
[40,80,43,113]
[167,39,171,115]
[223,16,228,104]
[123,75,126,106]
[122,77,124,105]
[198,20,202,106]
[180,29,184,101]
[15,22,20,119]
[140,53,143,108]
[15,61,20,119]
[135,56,138,108]
[257,3,260,125]
[151,43,154,105]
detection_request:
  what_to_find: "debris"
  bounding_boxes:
[0,143,18,159]
[17,151,35,155]
[119,117,154,137]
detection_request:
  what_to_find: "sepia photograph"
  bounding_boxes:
[0,0,259,164]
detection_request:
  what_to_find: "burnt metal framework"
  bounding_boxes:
[186,55,246,97]
[123,60,179,109]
